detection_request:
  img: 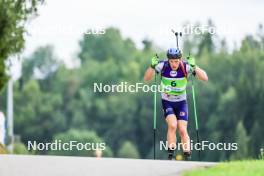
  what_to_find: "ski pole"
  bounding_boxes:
[153,53,159,160]
[191,71,201,161]
[153,74,157,160]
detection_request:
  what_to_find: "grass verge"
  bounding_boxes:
[184,160,264,176]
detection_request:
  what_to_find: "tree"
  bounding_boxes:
[197,20,215,56]
[22,45,60,80]
[249,122,263,157]
[117,141,140,159]
[78,27,136,63]
[231,121,249,160]
[0,0,43,90]
[14,79,66,145]
[142,39,153,51]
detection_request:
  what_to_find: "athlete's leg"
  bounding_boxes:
[175,100,191,160]
[178,120,191,160]
[177,120,190,152]
[162,99,178,160]
[166,114,177,149]
[166,114,177,159]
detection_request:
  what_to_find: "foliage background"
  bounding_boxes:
[1,18,264,160]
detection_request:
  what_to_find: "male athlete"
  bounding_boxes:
[144,48,208,160]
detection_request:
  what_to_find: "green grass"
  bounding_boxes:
[184,160,264,176]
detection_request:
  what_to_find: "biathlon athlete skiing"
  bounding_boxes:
[144,48,208,160]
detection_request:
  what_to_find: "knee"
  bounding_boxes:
[178,128,188,138]
[168,122,177,132]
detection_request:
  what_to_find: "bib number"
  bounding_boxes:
[171,81,176,87]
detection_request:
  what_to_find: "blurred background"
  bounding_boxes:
[0,0,263,161]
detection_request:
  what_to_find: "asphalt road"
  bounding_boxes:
[0,155,216,176]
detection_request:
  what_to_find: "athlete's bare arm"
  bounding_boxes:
[144,67,155,82]
[194,66,208,81]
